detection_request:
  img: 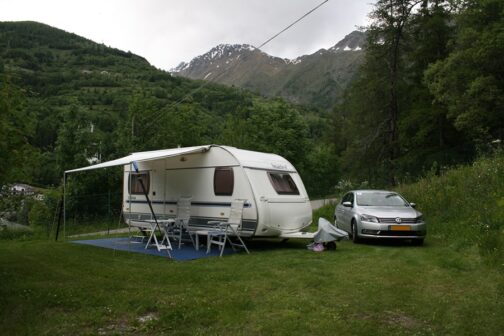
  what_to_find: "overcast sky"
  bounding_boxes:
[0,0,374,71]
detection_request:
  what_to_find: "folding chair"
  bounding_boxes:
[205,199,250,257]
[162,197,195,249]
[129,220,154,244]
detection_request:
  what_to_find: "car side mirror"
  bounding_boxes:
[410,202,416,208]
[342,201,352,207]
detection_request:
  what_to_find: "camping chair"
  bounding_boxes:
[161,196,195,249]
[204,199,250,257]
[128,218,173,257]
[129,220,154,243]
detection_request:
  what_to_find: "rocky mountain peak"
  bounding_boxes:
[170,30,366,109]
[172,43,258,73]
[329,30,366,52]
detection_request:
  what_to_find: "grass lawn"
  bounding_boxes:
[1,235,502,336]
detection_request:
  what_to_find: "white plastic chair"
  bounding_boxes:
[205,199,250,257]
[161,197,195,249]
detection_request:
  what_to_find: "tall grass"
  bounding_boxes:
[313,154,504,266]
[397,153,504,266]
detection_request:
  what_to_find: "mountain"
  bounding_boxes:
[172,31,366,109]
[0,21,339,197]
[0,21,271,184]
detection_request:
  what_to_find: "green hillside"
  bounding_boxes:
[274,50,364,109]
[0,21,338,201]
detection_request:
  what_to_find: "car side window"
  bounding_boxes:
[341,193,353,205]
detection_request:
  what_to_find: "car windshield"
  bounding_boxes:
[356,192,408,206]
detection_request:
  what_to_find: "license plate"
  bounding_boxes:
[390,225,411,231]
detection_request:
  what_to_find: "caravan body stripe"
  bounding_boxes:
[124,213,257,233]
[125,200,252,208]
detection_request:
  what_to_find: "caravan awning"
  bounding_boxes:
[65,145,211,174]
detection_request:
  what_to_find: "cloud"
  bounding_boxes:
[0,0,374,70]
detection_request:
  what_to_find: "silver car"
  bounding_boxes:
[334,190,426,245]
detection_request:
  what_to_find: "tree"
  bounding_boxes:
[118,93,162,153]
[336,57,391,185]
[425,0,504,148]
[302,145,339,197]
[368,0,423,184]
[245,98,309,169]
[336,0,465,185]
[0,75,34,185]
[55,103,94,173]
[397,0,469,177]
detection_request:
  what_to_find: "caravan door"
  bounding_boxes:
[245,169,312,235]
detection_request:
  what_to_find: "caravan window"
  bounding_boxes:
[214,167,234,196]
[268,172,300,195]
[128,172,150,195]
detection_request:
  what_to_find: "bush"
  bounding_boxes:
[28,201,51,228]
[0,227,33,240]
[16,198,34,226]
[397,153,504,265]
[310,203,338,232]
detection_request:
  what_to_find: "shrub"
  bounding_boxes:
[310,203,337,232]
[16,198,34,226]
[397,153,504,265]
[0,227,33,240]
[28,201,51,228]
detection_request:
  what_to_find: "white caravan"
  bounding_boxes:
[66,145,313,238]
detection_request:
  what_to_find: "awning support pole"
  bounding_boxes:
[133,163,160,232]
[56,173,66,241]
[63,172,66,240]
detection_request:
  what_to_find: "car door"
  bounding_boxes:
[344,192,356,231]
[335,198,344,228]
[336,192,353,232]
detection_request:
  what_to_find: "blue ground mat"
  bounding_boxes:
[71,237,235,261]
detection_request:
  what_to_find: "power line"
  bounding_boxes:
[138,0,329,133]
[256,0,329,51]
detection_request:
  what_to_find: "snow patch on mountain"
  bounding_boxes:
[285,57,303,65]
[171,44,257,72]
[328,30,366,53]
[171,31,366,74]
[172,61,189,72]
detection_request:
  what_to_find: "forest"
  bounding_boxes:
[336,0,503,186]
[0,0,503,226]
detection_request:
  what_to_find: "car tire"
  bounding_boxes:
[351,220,361,244]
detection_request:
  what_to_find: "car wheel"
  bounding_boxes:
[351,220,361,244]
[411,238,424,246]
